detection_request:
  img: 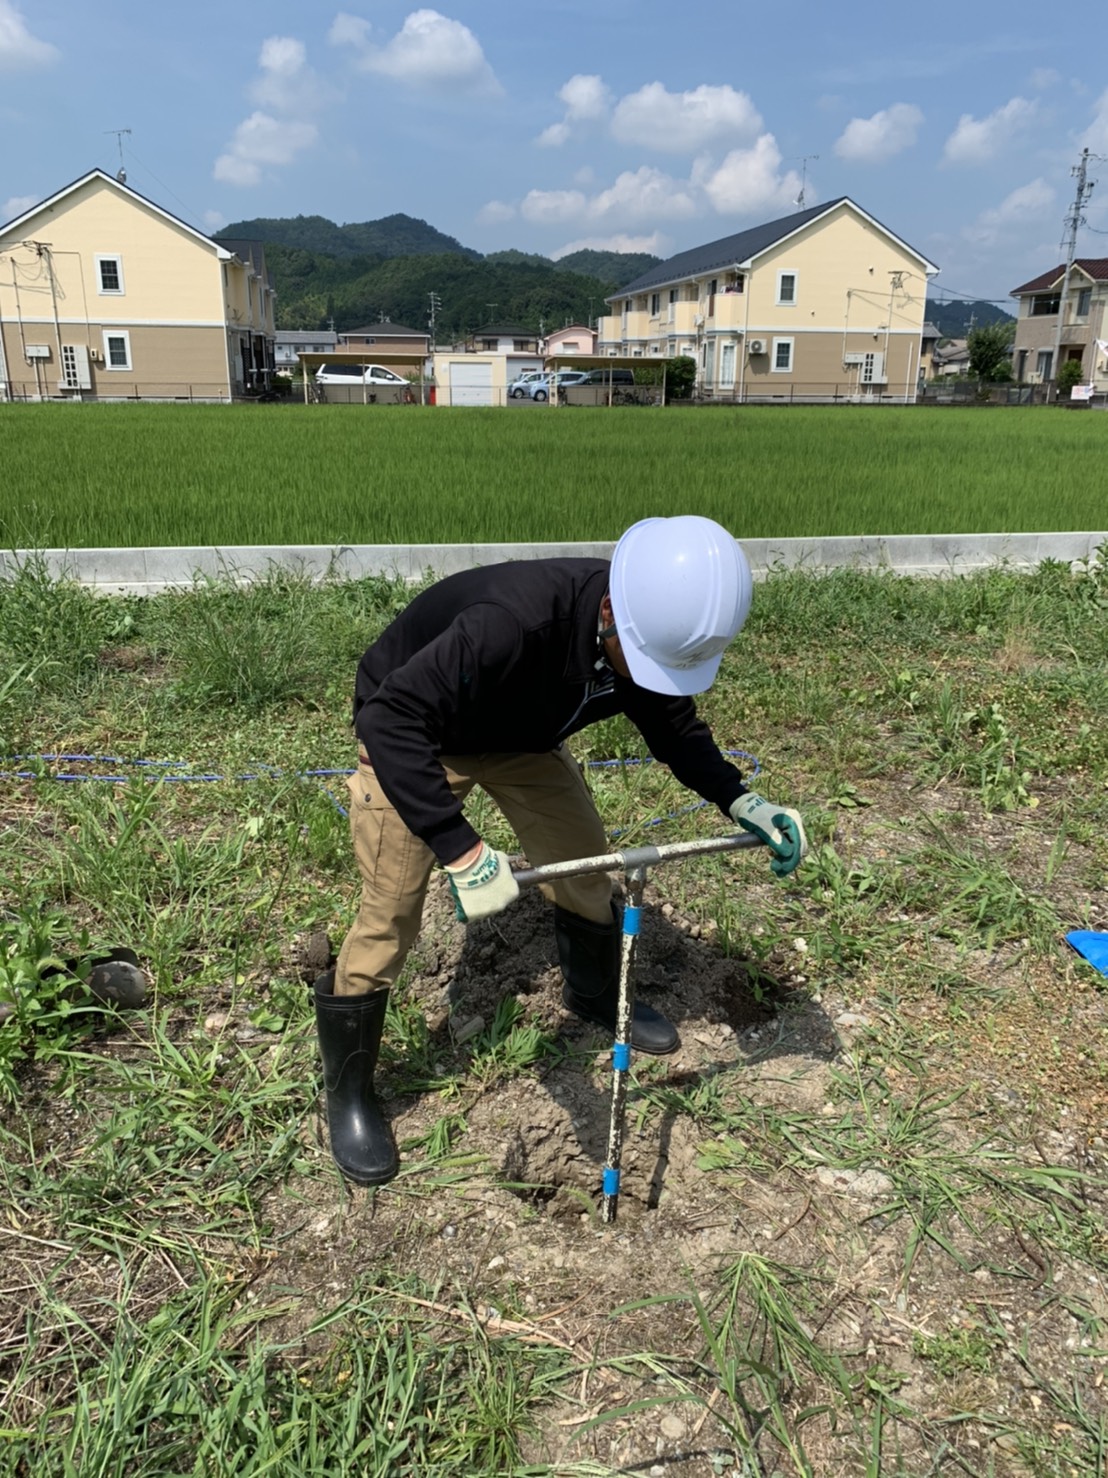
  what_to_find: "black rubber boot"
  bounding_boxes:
[313,971,398,1186]
[554,905,679,1056]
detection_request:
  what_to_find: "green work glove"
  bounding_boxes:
[444,842,520,922]
[730,793,808,878]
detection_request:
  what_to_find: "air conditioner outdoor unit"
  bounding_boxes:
[748,339,766,354]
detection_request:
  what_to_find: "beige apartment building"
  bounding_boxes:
[1009,259,1108,391]
[0,168,274,402]
[598,197,938,402]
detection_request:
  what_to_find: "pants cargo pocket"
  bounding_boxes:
[346,764,421,901]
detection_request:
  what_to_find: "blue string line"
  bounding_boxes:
[1,749,761,834]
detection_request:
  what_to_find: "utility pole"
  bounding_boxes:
[1050,147,1097,400]
[428,291,441,345]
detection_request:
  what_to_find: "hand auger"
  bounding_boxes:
[513,831,764,1224]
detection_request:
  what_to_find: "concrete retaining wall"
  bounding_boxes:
[5,532,1106,596]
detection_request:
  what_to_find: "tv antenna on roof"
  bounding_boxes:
[794,155,818,210]
[105,128,131,183]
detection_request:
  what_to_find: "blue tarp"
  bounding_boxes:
[1065,931,1108,978]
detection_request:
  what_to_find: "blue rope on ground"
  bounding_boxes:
[1,749,762,836]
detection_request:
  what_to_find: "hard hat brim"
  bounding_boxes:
[621,642,724,697]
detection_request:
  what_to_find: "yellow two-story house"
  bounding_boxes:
[598,197,938,402]
[0,168,275,402]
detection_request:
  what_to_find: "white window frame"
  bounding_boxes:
[771,337,794,372]
[775,270,797,307]
[650,292,661,317]
[102,329,132,371]
[96,254,125,295]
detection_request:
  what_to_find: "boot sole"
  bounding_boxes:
[336,1160,399,1187]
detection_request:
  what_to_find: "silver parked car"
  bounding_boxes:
[507,370,546,398]
[527,370,590,401]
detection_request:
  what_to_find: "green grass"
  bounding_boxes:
[1,558,1107,1475]
[2,403,1107,548]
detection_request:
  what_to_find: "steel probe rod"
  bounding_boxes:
[511,829,763,1225]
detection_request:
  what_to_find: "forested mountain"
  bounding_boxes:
[217,212,479,259]
[925,299,1015,338]
[215,212,663,334]
[263,245,617,337]
[554,248,661,284]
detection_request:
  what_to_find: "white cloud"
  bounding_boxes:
[550,232,669,260]
[537,73,610,146]
[590,166,698,222]
[834,102,923,163]
[560,73,610,121]
[477,200,515,224]
[537,121,571,148]
[202,209,226,232]
[522,167,699,228]
[612,82,762,153]
[1030,67,1060,90]
[0,0,57,70]
[352,9,499,92]
[328,12,372,48]
[1081,88,1108,154]
[248,34,329,113]
[214,112,318,187]
[512,136,805,240]
[520,188,588,225]
[942,97,1037,165]
[2,192,39,221]
[214,34,325,187]
[962,178,1055,248]
[698,135,804,216]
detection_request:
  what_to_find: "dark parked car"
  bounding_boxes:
[580,368,636,386]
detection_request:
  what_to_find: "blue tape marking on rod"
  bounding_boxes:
[611,1042,631,1071]
[622,905,641,937]
[602,1167,620,1195]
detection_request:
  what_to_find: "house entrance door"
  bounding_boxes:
[719,341,736,389]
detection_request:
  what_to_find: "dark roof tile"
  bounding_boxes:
[1010,258,1108,295]
[614,198,932,296]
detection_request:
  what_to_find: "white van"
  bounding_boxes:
[315,363,407,386]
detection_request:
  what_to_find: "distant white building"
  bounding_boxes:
[275,330,338,369]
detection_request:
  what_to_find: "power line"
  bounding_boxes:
[927,285,1015,305]
[113,138,211,231]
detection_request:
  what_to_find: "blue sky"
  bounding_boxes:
[3,0,1107,305]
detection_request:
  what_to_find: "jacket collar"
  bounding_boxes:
[563,567,611,683]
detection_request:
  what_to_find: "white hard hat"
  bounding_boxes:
[609,516,752,696]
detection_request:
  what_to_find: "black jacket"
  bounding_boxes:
[354,559,747,863]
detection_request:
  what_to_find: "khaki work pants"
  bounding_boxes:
[335,748,614,997]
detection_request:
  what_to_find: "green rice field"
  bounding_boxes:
[2,402,1105,548]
